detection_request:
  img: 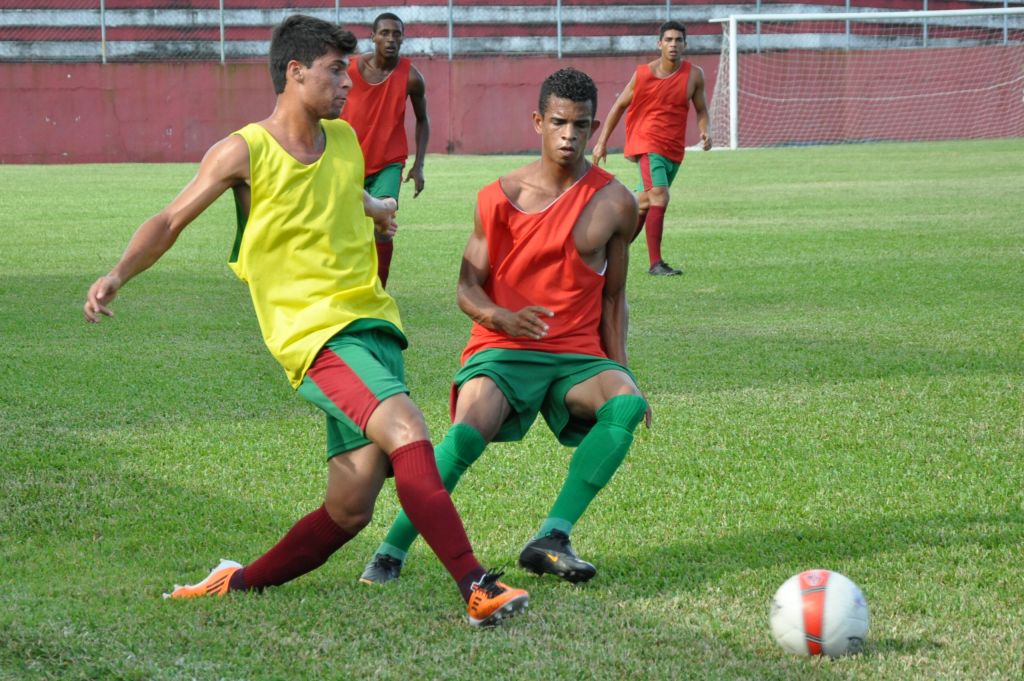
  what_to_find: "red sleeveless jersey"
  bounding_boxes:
[461,165,615,363]
[623,61,692,163]
[341,57,411,176]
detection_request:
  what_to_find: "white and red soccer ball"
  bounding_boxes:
[770,569,869,657]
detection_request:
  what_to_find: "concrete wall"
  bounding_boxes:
[0,55,720,164]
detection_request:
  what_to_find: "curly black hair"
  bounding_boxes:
[538,67,598,116]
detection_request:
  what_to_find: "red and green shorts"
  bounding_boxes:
[451,349,637,447]
[297,320,409,459]
[635,152,681,192]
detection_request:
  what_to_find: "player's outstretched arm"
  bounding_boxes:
[592,74,636,166]
[83,135,249,323]
[457,202,552,340]
[404,65,429,198]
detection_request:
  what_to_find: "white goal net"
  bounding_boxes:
[709,8,1024,148]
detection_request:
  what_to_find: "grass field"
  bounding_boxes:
[1,139,1022,680]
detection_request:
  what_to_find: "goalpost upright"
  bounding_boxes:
[709,7,1024,149]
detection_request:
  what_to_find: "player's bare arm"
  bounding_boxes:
[364,191,398,238]
[592,74,636,166]
[597,180,652,425]
[691,66,712,151]
[405,65,429,197]
[83,134,250,323]
[457,202,553,340]
[582,182,637,365]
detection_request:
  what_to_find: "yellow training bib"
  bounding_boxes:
[230,120,403,388]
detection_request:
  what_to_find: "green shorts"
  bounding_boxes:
[364,163,404,201]
[452,349,637,447]
[297,320,408,459]
[635,152,681,192]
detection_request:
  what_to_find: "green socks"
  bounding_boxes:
[537,393,648,538]
[376,393,648,562]
[377,423,488,562]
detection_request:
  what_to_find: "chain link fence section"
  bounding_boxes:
[6,0,1015,62]
[0,1,729,62]
[9,1,1008,62]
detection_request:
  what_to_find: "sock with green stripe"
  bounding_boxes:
[537,393,647,538]
[376,423,489,562]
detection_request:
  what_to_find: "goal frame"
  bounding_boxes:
[709,7,1024,149]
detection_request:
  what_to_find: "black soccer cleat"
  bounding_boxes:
[517,530,597,584]
[358,553,403,585]
[648,260,683,276]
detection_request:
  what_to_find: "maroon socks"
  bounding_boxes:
[645,205,666,267]
[390,440,484,600]
[376,240,394,288]
[228,441,484,601]
[231,505,352,590]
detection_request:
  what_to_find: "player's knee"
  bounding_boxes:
[598,393,648,432]
[372,397,430,452]
[648,186,669,206]
[324,497,375,534]
[571,395,648,488]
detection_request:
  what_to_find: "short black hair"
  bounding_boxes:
[538,68,598,117]
[269,14,357,95]
[659,20,687,40]
[373,12,404,34]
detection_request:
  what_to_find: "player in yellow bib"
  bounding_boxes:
[83,14,527,627]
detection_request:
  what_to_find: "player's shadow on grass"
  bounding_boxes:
[634,327,1022,396]
[869,637,945,655]
[597,510,1021,591]
[590,510,1020,655]
[2,431,408,605]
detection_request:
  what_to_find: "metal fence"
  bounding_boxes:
[2,0,1021,62]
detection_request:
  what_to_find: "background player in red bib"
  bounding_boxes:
[340,12,429,288]
[592,20,711,277]
[359,68,651,586]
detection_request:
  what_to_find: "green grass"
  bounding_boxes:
[1,139,1022,680]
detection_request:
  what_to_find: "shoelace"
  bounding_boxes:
[544,530,574,553]
[473,569,507,597]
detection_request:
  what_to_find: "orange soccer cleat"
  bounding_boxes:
[163,559,242,599]
[466,569,529,627]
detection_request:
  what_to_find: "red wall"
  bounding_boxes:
[0,56,719,164]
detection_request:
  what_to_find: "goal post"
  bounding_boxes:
[709,7,1024,149]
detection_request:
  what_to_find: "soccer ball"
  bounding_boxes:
[769,569,869,657]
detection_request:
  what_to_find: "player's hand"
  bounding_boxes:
[494,306,553,340]
[405,165,425,198]
[700,132,712,151]
[369,197,398,238]
[642,392,653,428]
[84,274,122,323]
[592,141,608,166]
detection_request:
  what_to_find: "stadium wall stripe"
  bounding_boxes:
[0,2,988,29]
[0,54,718,162]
